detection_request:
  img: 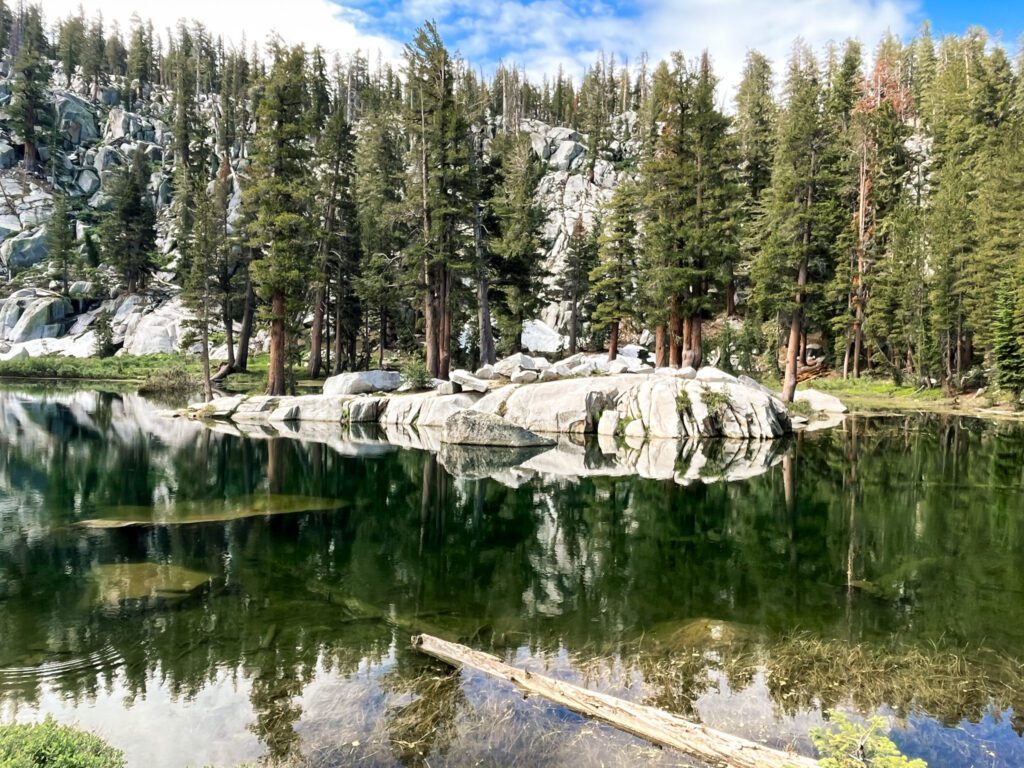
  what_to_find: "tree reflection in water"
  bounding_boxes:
[2,387,1024,767]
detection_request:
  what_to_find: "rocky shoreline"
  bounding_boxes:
[178,358,848,447]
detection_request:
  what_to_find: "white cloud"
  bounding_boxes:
[41,0,403,61]
[41,0,921,101]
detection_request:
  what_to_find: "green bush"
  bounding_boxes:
[137,365,198,396]
[812,713,926,768]
[0,717,125,768]
[400,358,431,390]
[700,385,730,416]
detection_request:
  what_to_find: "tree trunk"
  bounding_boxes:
[307,284,326,379]
[782,258,807,402]
[222,296,235,371]
[266,290,287,396]
[668,297,681,368]
[725,271,737,317]
[608,320,619,361]
[683,316,702,369]
[200,313,213,403]
[424,263,439,378]
[438,266,451,379]
[569,292,579,357]
[333,272,345,374]
[234,276,255,373]
[478,273,495,366]
[654,324,666,368]
[379,313,386,368]
[411,634,817,768]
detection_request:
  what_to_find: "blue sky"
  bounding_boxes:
[48,0,1023,96]
[923,0,1022,40]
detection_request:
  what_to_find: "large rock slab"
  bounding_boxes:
[441,410,555,447]
[501,376,626,434]
[323,370,401,396]
[0,226,48,273]
[450,369,490,393]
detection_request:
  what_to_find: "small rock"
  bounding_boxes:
[450,369,490,393]
[511,369,539,384]
[475,364,495,380]
[494,352,537,378]
[539,368,561,382]
[436,380,460,396]
[323,370,401,396]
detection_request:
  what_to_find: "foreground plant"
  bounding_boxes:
[0,717,125,768]
[812,713,926,768]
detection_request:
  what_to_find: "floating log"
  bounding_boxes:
[411,633,817,768]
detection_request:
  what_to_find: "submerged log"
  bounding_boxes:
[411,633,817,768]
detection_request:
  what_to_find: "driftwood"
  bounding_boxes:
[411,633,818,768]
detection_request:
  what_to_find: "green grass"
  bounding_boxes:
[809,376,946,402]
[0,354,195,382]
[0,717,125,768]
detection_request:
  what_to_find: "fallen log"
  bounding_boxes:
[411,633,817,768]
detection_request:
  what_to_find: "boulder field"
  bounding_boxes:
[181,361,848,445]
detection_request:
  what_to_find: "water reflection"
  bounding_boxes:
[1,387,1024,767]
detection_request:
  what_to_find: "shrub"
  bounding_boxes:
[812,713,926,768]
[676,389,692,414]
[400,358,432,390]
[93,310,115,358]
[0,717,125,768]
[700,385,730,416]
[137,365,197,396]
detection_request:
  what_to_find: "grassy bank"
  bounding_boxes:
[804,375,1024,420]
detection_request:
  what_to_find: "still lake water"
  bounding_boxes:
[1,386,1024,767]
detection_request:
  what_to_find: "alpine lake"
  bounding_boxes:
[2,384,1024,767]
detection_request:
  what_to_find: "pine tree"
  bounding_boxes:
[752,44,827,401]
[560,217,599,356]
[183,177,227,402]
[591,182,639,360]
[992,279,1024,400]
[308,100,360,377]
[403,23,472,379]
[246,44,313,395]
[102,147,157,293]
[641,52,737,369]
[490,133,547,355]
[354,103,406,370]
[48,194,77,295]
[9,30,49,173]
[734,50,776,318]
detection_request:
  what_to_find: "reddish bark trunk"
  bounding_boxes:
[266,290,287,396]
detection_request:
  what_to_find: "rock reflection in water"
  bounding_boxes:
[2,387,1024,767]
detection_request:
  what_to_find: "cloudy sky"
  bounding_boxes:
[40,0,1023,96]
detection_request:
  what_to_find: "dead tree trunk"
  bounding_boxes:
[412,634,817,768]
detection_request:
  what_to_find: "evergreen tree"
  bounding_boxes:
[102,147,157,293]
[992,279,1024,399]
[591,182,639,360]
[48,194,77,295]
[752,44,828,401]
[403,23,472,379]
[9,29,49,173]
[308,100,360,377]
[560,217,599,356]
[734,51,776,317]
[490,133,547,355]
[354,103,406,370]
[183,177,227,402]
[246,44,313,395]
